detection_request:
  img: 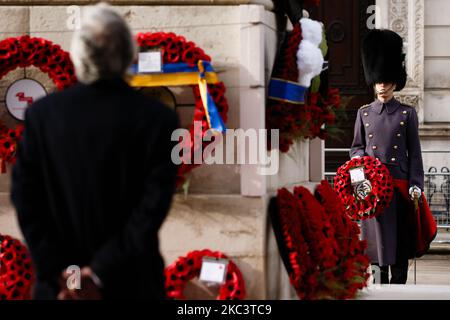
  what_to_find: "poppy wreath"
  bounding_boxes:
[0,123,24,173]
[0,234,35,300]
[266,23,341,153]
[333,156,394,220]
[164,249,245,300]
[271,181,370,300]
[0,35,77,172]
[136,32,229,186]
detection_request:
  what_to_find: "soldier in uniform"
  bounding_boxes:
[350,29,424,284]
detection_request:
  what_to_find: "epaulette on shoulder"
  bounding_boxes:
[359,104,370,110]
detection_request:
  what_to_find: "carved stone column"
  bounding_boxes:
[376,0,425,123]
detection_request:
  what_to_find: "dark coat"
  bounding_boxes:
[350,98,425,266]
[11,78,179,299]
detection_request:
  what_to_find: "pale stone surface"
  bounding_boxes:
[24,66,57,94]
[425,0,450,26]
[30,6,73,33]
[0,102,21,132]
[187,164,241,194]
[0,7,29,32]
[216,86,240,129]
[0,1,274,9]
[309,138,324,182]
[0,193,22,240]
[117,5,242,30]
[420,124,450,138]
[424,91,450,122]
[239,87,266,196]
[425,59,450,89]
[268,139,310,192]
[0,68,25,89]
[264,16,277,85]
[161,195,265,254]
[30,5,239,32]
[425,27,450,58]
[423,0,450,145]
[421,139,450,174]
[407,255,450,286]
[358,285,450,300]
[29,31,73,51]
[0,170,12,194]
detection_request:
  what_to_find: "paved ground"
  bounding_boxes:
[406,254,450,285]
[358,284,450,300]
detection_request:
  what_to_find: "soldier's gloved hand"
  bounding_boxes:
[355,180,372,199]
[409,186,421,201]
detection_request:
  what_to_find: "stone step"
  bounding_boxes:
[358,284,450,300]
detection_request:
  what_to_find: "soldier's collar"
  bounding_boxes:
[372,98,400,114]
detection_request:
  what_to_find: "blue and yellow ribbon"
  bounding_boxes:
[268,78,306,104]
[129,62,220,87]
[197,60,226,134]
[129,61,226,133]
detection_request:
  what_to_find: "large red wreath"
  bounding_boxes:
[333,156,394,220]
[271,181,370,300]
[0,35,77,172]
[136,32,229,186]
[165,249,245,300]
[266,21,341,153]
[0,234,35,300]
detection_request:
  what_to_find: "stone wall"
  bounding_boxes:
[424,0,450,123]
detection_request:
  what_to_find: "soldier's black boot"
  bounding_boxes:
[390,260,409,284]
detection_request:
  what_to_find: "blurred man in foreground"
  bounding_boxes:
[11,4,179,299]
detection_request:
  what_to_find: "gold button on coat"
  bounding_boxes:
[397,133,401,137]
[400,121,405,126]
[393,145,398,149]
[372,146,377,150]
[391,157,396,162]
[368,134,373,138]
[403,110,408,114]
[364,112,368,116]
[365,123,370,127]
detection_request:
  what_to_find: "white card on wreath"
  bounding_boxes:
[349,166,366,184]
[199,258,228,284]
[138,51,162,73]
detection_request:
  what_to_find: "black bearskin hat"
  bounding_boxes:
[362,29,407,91]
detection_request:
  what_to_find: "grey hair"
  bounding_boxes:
[70,3,136,84]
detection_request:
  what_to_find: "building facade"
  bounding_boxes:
[0,0,448,299]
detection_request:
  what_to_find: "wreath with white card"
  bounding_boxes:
[333,156,394,220]
[164,249,246,300]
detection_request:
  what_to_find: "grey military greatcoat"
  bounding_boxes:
[350,97,424,266]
